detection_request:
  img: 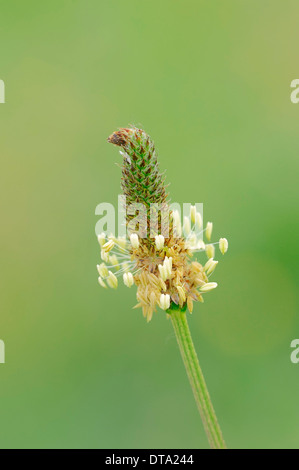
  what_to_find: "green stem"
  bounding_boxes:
[170,308,226,449]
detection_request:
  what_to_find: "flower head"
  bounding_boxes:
[97,127,228,321]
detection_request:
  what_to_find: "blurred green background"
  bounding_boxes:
[0,0,298,449]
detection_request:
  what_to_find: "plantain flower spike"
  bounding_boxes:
[97,127,228,321]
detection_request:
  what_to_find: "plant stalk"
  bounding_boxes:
[170,308,226,449]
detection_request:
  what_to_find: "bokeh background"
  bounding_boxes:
[0,0,298,449]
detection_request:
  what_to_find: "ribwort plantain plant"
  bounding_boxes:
[97,127,228,449]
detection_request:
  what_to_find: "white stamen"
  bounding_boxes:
[102,240,115,252]
[172,210,182,237]
[109,254,120,270]
[101,249,110,263]
[204,258,218,275]
[130,233,139,249]
[219,237,228,255]
[190,205,197,224]
[164,256,173,278]
[107,271,118,289]
[205,222,213,241]
[117,236,127,250]
[155,235,165,251]
[98,276,107,288]
[123,272,134,288]
[158,264,168,281]
[160,293,170,310]
[122,262,131,272]
[183,216,191,236]
[196,239,205,250]
[200,282,218,292]
[205,244,215,259]
[177,286,186,303]
[97,232,106,247]
[196,212,202,229]
[97,263,109,278]
[189,232,197,246]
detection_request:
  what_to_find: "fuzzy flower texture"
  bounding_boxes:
[97,127,228,322]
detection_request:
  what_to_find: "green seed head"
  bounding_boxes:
[108,127,168,207]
